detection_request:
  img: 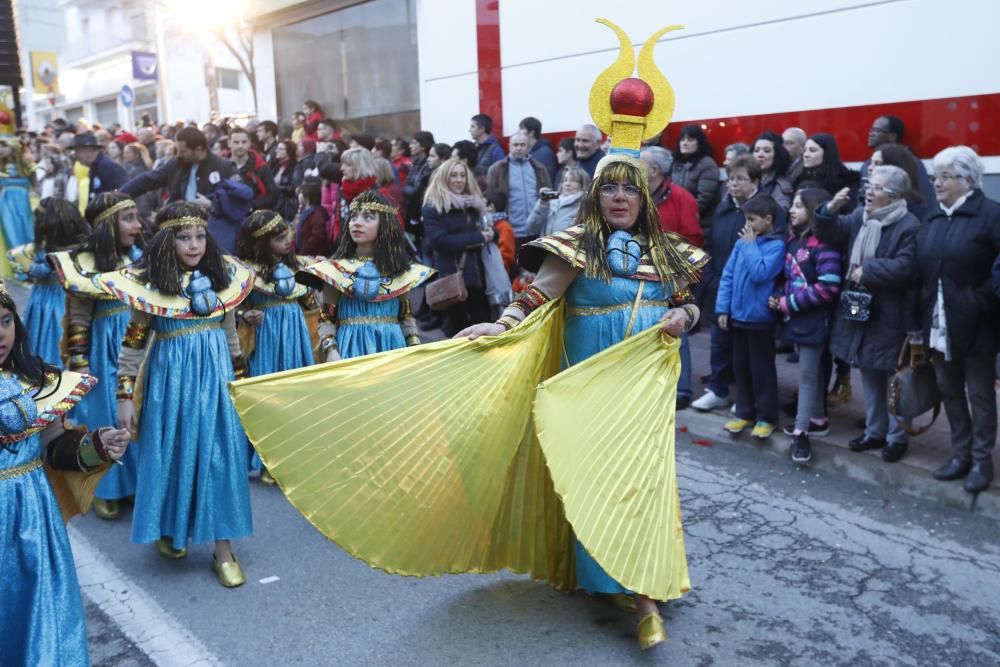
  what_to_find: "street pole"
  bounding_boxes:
[153,2,169,123]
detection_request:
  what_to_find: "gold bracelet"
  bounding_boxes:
[496,315,520,331]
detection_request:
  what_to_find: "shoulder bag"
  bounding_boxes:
[426,253,468,311]
[888,340,940,436]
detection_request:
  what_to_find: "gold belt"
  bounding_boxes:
[566,300,671,317]
[339,315,397,326]
[257,296,294,309]
[157,321,222,340]
[95,304,129,320]
[0,457,43,481]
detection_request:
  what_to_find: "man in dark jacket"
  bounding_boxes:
[120,126,234,207]
[470,114,504,178]
[402,130,435,229]
[256,121,279,164]
[573,124,606,178]
[519,116,557,183]
[72,132,126,200]
[858,115,935,208]
[229,126,278,211]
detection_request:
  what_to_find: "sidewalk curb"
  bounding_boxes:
[677,407,1000,523]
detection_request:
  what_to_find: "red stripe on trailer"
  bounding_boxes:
[476,0,503,133]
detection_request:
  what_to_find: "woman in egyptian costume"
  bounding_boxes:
[0,279,131,665]
[99,201,256,588]
[231,21,704,649]
[48,192,145,519]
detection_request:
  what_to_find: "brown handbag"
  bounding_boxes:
[425,253,468,311]
[888,340,941,437]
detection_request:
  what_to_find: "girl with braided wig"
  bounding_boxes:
[47,192,144,519]
[296,190,433,361]
[458,153,708,649]
[7,198,91,369]
[0,281,131,664]
[235,210,316,485]
[98,201,256,587]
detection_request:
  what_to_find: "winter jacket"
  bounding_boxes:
[528,139,558,183]
[814,203,920,371]
[916,190,1000,359]
[485,157,552,237]
[796,167,861,214]
[121,152,235,203]
[423,203,488,289]
[403,157,431,223]
[296,205,333,257]
[231,150,278,211]
[671,155,720,218]
[704,193,788,295]
[576,149,606,179]
[474,136,505,178]
[776,232,841,344]
[652,181,703,247]
[527,191,583,237]
[271,160,298,220]
[207,178,255,253]
[716,231,785,326]
[760,173,794,209]
[89,152,127,199]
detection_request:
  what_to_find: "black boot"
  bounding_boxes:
[881,441,908,463]
[963,461,994,494]
[934,456,972,481]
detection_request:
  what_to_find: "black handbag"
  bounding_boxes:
[888,340,941,436]
[839,284,872,322]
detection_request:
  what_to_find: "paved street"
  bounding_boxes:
[77,427,1000,666]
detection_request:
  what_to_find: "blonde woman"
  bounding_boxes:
[422,157,491,335]
[334,147,380,241]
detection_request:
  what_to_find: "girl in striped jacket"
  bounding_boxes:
[769,187,841,463]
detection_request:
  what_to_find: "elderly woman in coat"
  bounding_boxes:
[918,146,1000,494]
[815,165,920,463]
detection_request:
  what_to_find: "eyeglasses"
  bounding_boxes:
[598,183,642,198]
[728,175,752,184]
[866,183,897,195]
[932,173,960,182]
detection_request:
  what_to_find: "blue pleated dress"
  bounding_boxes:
[0,176,34,248]
[0,372,96,666]
[23,277,66,370]
[337,295,407,358]
[246,285,313,472]
[131,315,253,549]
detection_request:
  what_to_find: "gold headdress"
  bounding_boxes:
[93,199,137,226]
[251,214,288,239]
[159,216,208,231]
[0,279,9,300]
[348,199,397,217]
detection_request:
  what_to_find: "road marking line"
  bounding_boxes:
[258,575,280,584]
[68,525,224,667]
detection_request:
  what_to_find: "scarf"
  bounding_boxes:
[848,198,907,273]
[447,191,486,213]
[341,176,377,202]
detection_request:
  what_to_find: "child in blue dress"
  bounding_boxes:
[235,210,316,485]
[296,191,433,361]
[49,192,145,519]
[100,201,255,588]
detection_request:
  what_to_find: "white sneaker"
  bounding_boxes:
[691,390,729,412]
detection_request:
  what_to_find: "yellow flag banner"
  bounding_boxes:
[534,327,691,601]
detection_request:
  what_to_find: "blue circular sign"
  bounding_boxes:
[120,84,134,108]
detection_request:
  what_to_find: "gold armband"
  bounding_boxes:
[122,321,150,349]
[116,375,136,400]
[319,302,337,324]
[509,285,550,318]
[669,287,696,308]
[405,334,421,346]
[496,315,520,331]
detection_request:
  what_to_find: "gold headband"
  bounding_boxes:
[251,215,287,239]
[159,216,208,231]
[93,199,137,226]
[0,279,9,300]
[348,200,397,216]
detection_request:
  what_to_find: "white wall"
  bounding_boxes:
[415,0,479,144]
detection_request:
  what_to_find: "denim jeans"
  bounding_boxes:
[706,320,733,398]
[859,368,906,444]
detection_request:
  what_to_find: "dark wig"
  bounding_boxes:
[753,130,791,178]
[141,202,230,295]
[34,198,90,253]
[803,133,859,194]
[80,192,143,271]
[235,210,300,277]
[874,143,925,205]
[333,190,411,277]
[673,124,715,164]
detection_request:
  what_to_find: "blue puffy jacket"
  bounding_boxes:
[715,231,786,326]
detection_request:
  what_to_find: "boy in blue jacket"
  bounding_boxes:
[716,194,786,438]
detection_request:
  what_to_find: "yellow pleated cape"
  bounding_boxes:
[230,300,690,600]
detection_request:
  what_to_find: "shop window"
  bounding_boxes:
[218,68,241,91]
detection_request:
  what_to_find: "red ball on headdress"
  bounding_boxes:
[0,111,11,125]
[610,78,654,117]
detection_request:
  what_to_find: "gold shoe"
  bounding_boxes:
[93,498,120,520]
[637,612,668,650]
[259,468,276,486]
[609,593,637,612]
[156,537,188,560]
[212,555,246,588]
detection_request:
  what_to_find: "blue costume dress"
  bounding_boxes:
[243,259,315,471]
[296,257,434,360]
[0,371,99,666]
[523,225,708,595]
[0,170,34,249]
[50,248,140,501]
[7,244,65,369]
[97,257,256,549]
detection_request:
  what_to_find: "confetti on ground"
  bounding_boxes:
[692,438,713,447]
[258,576,280,584]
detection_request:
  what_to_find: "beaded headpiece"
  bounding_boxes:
[0,279,9,300]
[159,216,208,231]
[93,199,137,226]
[251,214,288,239]
[348,199,397,217]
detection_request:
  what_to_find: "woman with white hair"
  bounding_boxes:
[333,147,381,242]
[918,145,1000,494]
[815,164,920,463]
